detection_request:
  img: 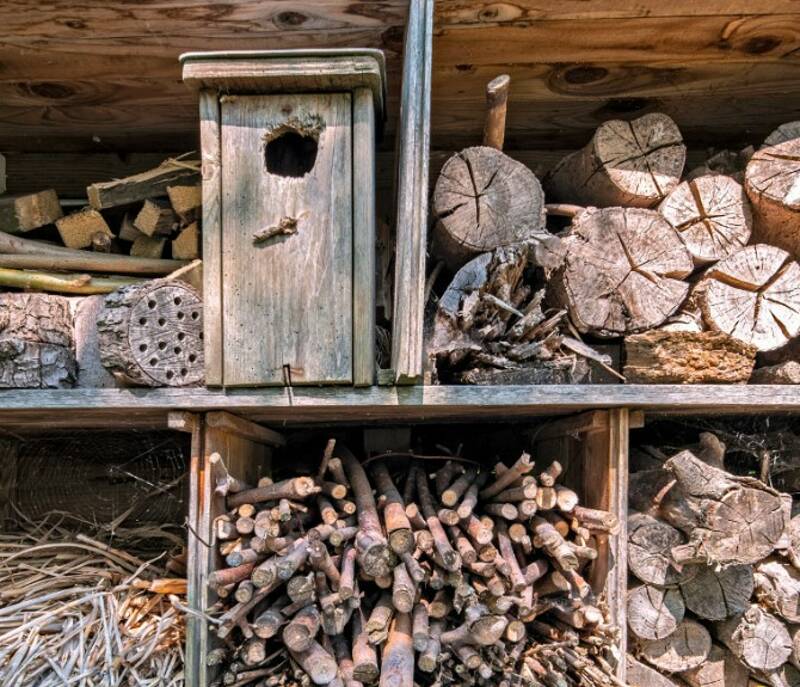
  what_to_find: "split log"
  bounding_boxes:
[745,140,800,256]
[134,198,177,237]
[625,655,680,687]
[119,212,143,242]
[627,512,695,587]
[681,643,749,687]
[715,605,792,672]
[550,207,692,337]
[545,113,686,208]
[130,235,166,259]
[701,244,800,351]
[431,146,549,271]
[637,618,711,673]
[751,361,800,384]
[97,278,204,387]
[627,584,685,641]
[754,559,800,623]
[0,190,62,233]
[172,222,200,260]
[87,159,200,209]
[659,175,752,265]
[679,564,754,621]
[167,184,202,223]
[55,208,113,249]
[623,330,756,384]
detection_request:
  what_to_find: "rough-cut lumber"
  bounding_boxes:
[134,198,177,237]
[55,207,113,249]
[431,146,548,271]
[0,190,62,233]
[751,361,800,384]
[715,605,792,672]
[623,330,756,384]
[637,618,711,673]
[546,113,685,209]
[659,175,752,265]
[97,278,204,387]
[87,159,200,210]
[551,206,692,337]
[172,221,199,260]
[680,564,754,621]
[701,244,800,352]
[167,184,202,223]
[627,584,685,641]
[130,234,166,259]
[681,643,749,687]
[745,140,800,256]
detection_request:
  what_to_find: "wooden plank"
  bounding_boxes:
[199,89,222,386]
[220,93,353,386]
[205,410,285,447]
[391,0,433,384]
[534,410,609,441]
[184,413,204,687]
[87,160,199,209]
[167,410,196,433]
[353,86,377,387]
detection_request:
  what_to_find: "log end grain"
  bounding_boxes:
[55,208,113,250]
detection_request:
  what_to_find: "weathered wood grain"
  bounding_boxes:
[220,93,352,385]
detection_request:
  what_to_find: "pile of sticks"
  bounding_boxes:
[205,440,622,687]
[626,432,800,687]
[0,511,187,686]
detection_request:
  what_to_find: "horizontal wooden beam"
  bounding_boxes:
[0,386,797,431]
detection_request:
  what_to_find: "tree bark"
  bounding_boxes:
[550,207,692,337]
[431,146,549,271]
[701,244,800,351]
[545,113,685,209]
[627,584,685,641]
[659,175,752,265]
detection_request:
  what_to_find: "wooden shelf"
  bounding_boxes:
[0,385,797,431]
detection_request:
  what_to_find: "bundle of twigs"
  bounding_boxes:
[0,509,187,686]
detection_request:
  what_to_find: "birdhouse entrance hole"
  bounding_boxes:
[265,129,318,178]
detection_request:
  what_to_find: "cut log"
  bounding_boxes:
[87,159,200,210]
[659,175,752,265]
[715,605,792,672]
[167,184,202,223]
[623,330,756,384]
[661,450,789,566]
[545,113,686,209]
[172,222,200,260]
[627,584,685,641]
[130,235,166,259]
[0,340,76,388]
[97,278,204,387]
[378,613,413,687]
[118,212,144,242]
[764,122,800,148]
[625,655,680,687]
[55,208,113,249]
[701,244,800,351]
[681,643,749,687]
[482,74,510,151]
[637,618,711,673]
[0,190,62,233]
[751,361,800,384]
[551,207,693,337]
[754,559,800,623]
[627,512,694,587]
[70,295,117,388]
[679,564,754,621]
[431,146,549,271]
[745,140,800,256]
[134,198,177,237]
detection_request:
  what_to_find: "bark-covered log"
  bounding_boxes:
[659,175,752,265]
[623,330,756,384]
[627,584,685,641]
[745,139,800,257]
[701,244,800,352]
[545,113,685,208]
[637,618,711,673]
[97,278,204,387]
[679,564,754,621]
[550,207,692,337]
[431,146,549,271]
[715,605,792,672]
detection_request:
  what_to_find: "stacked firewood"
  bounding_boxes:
[427,74,800,384]
[0,157,198,296]
[204,440,622,687]
[626,431,800,687]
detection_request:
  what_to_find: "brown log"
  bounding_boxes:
[659,175,752,265]
[715,605,792,672]
[253,595,288,639]
[550,206,692,337]
[745,139,800,256]
[411,601,429,652]
[391,561,416,614]
[627,584,685,641]
[681,643,749,687]
[456,474,487,520]
[352,611,379,683]
[532,517,579,571]
[308,531,340,590]
[638,618,711,673]
[701,244,800,351]
[56,207,113,249]
[462,514,494,546]
[441,467,478,508]
[626,655,681,687]
[481,454,535,500]
[434,461,464,498]
[370,462,414,555]
[416,468,461,572]
[288,640,338,686]
[627,512,692,587]
[378,613,413,687]
[555,486,579,513]
[208,562,255,589]
[283,605,321,652]
[0,189,62,233]
[483,74,510,151]
[366,592,394,645]
[496,521,527,593]
[545,112,685,208]
[228,477,319,507]
[418,620,443,673]
[680,564,754,621]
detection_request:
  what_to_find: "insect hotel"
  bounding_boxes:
[2,2,800,687]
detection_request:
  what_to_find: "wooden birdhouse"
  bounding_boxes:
[181,50,385,387]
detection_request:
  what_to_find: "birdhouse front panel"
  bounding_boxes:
[220,93,353,386]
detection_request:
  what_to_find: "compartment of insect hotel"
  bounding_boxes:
[625,415,800,687]
[191,410,628,687]
[0,429,191,684]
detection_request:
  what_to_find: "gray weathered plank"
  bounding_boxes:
[220,92,353,385]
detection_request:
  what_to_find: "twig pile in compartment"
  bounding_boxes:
[0,511,187,686]
[205,440,622,687]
